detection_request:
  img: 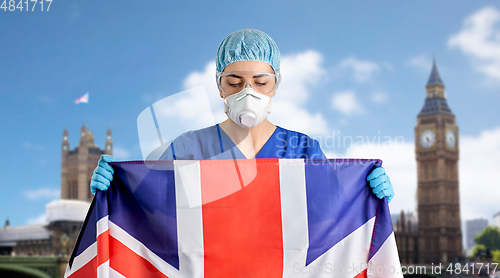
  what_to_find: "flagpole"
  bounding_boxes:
[85,93,90,131]
[85,99,90,128]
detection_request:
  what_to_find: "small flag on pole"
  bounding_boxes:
[74,93,89,104]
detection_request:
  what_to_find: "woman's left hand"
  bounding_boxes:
[366,167,394,203]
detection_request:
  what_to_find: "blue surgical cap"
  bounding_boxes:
[216,29,280,72]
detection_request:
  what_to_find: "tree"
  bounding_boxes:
[472,244,490,260]
[492,250,500,264]
[474,226,500,251]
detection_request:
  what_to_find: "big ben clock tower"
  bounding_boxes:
[416,60,462,264]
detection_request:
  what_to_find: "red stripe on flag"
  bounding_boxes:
[354,269,368,278]
[201,159,284,277]
[97,230,110,266]
[67,257,97,278]
[108,235,169,278]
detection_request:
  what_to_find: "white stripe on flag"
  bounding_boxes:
[175,160,203,208]
[64,242,97,278]
[109,265,126,278]
[96,215,109,278]
[279,159,310,277]
[97,216,109,236]
[97,260,127,278]
[97,260,110,278]
[174,160,205,277]
[368,232,404,278]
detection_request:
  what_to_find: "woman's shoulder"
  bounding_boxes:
[273,125,325,159]
[274,125,319,141]
[160,124,220,160]
[174,125,218,141]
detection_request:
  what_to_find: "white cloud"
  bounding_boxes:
[137,85,217,159]
[459,127,500,221]
[37,95,54,104]
[276,50,325,103]
[331,91,364,116]
[345,139,417,215]
[26,214,47,225]
[448,6,500,81]
[406,54,433,71]
[23,188,60,200]
[344,126,500,224]
[270,50,329,135]
[137,63,221,160]
[270,101,328,135]
[23,141,44,151]
[371,92,388,103]
[339,56,380,83]
[113,145,130,160]
[141,92,168,104]
[182,61,226,124]
[181,51,330,136]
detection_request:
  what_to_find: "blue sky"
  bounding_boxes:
[1,1,499,231]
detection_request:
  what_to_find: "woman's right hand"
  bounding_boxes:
[90,155,116,194]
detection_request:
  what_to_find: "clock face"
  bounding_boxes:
[420,130,435,148]
[446,130,456,148]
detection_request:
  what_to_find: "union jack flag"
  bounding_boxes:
[65,159,403,278]
[74,93,89,104]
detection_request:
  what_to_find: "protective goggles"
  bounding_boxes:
[216,71,281,95]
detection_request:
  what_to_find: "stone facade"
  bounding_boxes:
[0,126,111,258]
[61,125,112,202]
[394,211,419,265]
[394,61,463,265]
[0,221,52,256]
[415,61,463,264]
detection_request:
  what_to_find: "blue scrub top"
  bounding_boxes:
[159,124,325,160]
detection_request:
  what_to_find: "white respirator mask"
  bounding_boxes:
[223,88,272,128]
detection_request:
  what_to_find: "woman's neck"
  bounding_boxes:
[219,119,276,158]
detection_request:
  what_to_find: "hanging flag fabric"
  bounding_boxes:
[65,159,403,278]
[74,93,89,104]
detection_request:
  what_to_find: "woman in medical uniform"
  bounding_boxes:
[91,29,394,202]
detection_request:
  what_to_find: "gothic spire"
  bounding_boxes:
[426,59,444,88]
[419,59,453,117]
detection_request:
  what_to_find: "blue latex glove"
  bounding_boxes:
[90,155,116,194]
[366,167,394,203]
